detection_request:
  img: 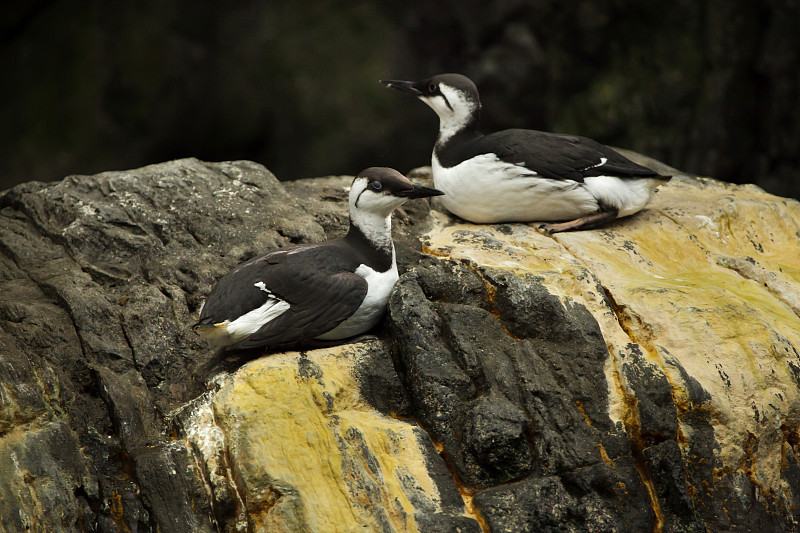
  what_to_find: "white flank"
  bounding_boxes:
[433,153,664,223]
[432,153,598,223]
[316,250,399,340]
[583,175,663,218]
[223,283,290,342]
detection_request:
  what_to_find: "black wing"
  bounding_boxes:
[476,129,669,182]
[197,245,367,349]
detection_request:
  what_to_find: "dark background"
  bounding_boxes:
[2,0,798,198]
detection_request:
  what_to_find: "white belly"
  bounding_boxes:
[315,255,399,340]
[432,153,659,223]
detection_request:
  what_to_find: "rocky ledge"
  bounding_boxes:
[1,156,799,532]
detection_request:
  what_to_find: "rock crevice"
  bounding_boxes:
[2,157,800,531]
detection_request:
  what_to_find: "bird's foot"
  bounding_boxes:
[348,333,380,343]
[536,223,557,235]
[536,209,619,234]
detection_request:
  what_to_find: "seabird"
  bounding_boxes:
[193,167,443,350]
[381,73,671,233]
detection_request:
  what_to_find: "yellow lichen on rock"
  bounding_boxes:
[195,342,451,532]
[421,174,800,506]
[421,209,645,426]
[556,177,800,497]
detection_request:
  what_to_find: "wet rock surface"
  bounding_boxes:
[1,156,800,531]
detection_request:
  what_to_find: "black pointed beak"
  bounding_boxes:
[396,184,445,199]
[380,79,423,97]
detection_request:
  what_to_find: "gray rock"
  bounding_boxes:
[387,259,656,527]
[0,159,323,531]
[2,158,799,532]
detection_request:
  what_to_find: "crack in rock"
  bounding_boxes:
[717,255,800,319]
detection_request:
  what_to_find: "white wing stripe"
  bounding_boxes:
[584,157,608,170]
[225,285,290,340]
[254,281,274,295]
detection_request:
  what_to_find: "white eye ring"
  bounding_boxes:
[371,181,382,190]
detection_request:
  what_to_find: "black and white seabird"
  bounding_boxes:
[193,167,443,350]
[381,73,671,233]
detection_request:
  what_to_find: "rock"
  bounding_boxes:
[2,155,799,531]
[172,342,477,532]
[403,152,800,531]
[0,159,325,531]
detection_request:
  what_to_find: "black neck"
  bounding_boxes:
[344,222,393,272]
[435,120,485,168]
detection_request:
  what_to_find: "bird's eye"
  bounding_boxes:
[428,83,438,94]
[371,181,382,190]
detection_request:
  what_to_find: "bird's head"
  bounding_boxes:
[349,167,443,218]
[381,74,481,140]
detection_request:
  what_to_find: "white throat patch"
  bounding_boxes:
[423,85,477,145]
[349,177,399,250]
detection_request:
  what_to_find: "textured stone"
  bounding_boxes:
[174,342,477,532]
[410,153,800,531]
[0,421,92,532]
[0,158,325,531]
[2,155,799,532]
